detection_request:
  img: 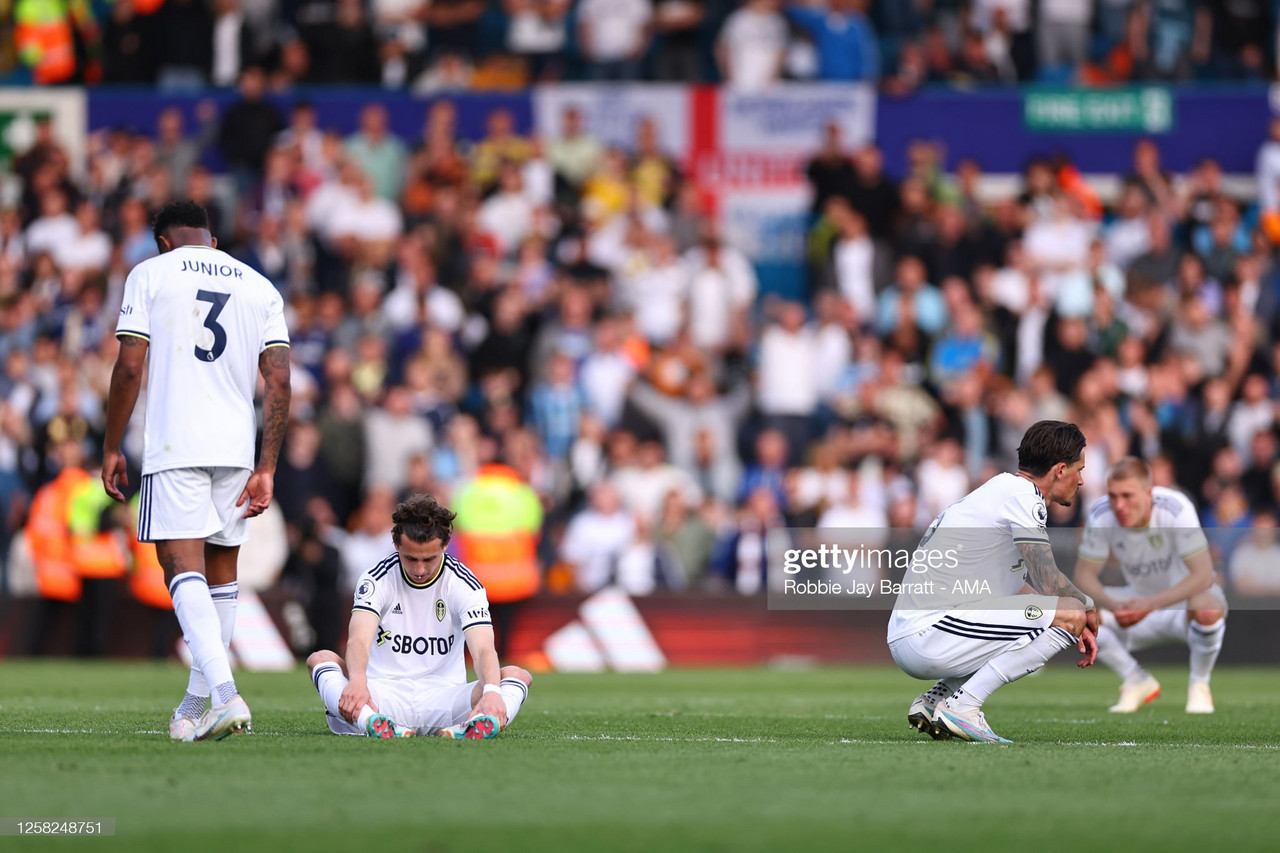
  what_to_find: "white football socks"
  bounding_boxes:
[169,573,237,707]
[1187,618,1225,685]
[176,581,239,718]
[312,662,376,732]
[1096,623,1149,684]
[499,677,530,726]
[946,627,1077,713]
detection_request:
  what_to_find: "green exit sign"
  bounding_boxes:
[1024,88,1174,134]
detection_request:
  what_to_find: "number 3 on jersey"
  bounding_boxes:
[195,290,229,362]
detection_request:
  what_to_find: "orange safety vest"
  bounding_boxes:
[128,534,170,609]
[25,469,84,602]
[67,476,128,580]
[452,465,543,604]
[14,0,77,85]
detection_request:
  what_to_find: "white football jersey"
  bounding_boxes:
[115,246,289,475]
[888,473,1050,642]
[1078,486,1210,599]
[351,552,492,683]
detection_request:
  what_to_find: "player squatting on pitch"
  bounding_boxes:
[1073,456,1226,715]
[306,495,533,740]
[887,420,1102,744]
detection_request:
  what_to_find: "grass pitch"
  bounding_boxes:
[1,661,1276,852]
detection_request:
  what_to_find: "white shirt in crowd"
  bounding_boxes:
[329,196,403,244]
[682,245,757,351]
[1255,137,1280,211]
[561,508,636,592]
[508,4,568,54]
[718,6,787,91]
[478,191,534,255]
[25,213,78,257]
[757,323,818,416]
[55,229,113,272]
[382,278,466,334]
[834,235,876,321]
[623,262,686,345]
[1040,0,1091,25]
[578,0,654,61]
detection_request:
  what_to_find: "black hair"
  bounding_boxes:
[1016,420,1086,477]
[391,494,457,547]
[152,200,210,244]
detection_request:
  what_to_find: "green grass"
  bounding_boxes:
[0,661,1276,852]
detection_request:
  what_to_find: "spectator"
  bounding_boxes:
[345,104,409,203]
[717,0,788,91]
[151,0,215,89]
[653,0,707,82]
[577,0,654,80]
[102,0,154,84]
[1037,0,1091,73]
[363,385,433,493]
[527,351,586,460]
[505,0,571,81]
[785,0,880,82]
[1230,512,1280,595]
[217,66,284,189]
[561,480,636,591]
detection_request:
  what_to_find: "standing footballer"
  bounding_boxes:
[103,200,291,742]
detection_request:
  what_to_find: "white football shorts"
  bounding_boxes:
[1100,584,1228,652]
[325,677,477,735]
[136,466,252,546]
[889,594,1061,680]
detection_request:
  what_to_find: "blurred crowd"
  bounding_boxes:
[6,0,1280,91]
[3,77,1280,660]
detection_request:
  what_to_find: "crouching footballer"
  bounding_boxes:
[306,494,532,739]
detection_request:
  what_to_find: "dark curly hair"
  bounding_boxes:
[152,199,210,244]
[392,494,456,547]
[1017,420,1086,477]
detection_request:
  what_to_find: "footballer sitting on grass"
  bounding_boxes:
[1073,457,1226,715]
[306,494,532,739]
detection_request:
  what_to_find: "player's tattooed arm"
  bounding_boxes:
[1017,541,1091,606]
[256,345,291,474]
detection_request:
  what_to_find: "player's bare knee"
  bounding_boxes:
[1189,609,1225,626]
[501,665,532,687]
[307,650,343,672]
[1052,598,1087,637]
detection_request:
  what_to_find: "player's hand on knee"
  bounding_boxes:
[472,693,508,728]
[1113,603,1149,628]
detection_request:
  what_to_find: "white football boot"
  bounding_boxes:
[933,703,1013,744]
[1108,675,1161,713]
[193,695,252,741]
[907,680,955,739]
[169,714,198,742]
[1185,682,1215,714]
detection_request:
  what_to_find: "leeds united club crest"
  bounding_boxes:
[436,600,446,622]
